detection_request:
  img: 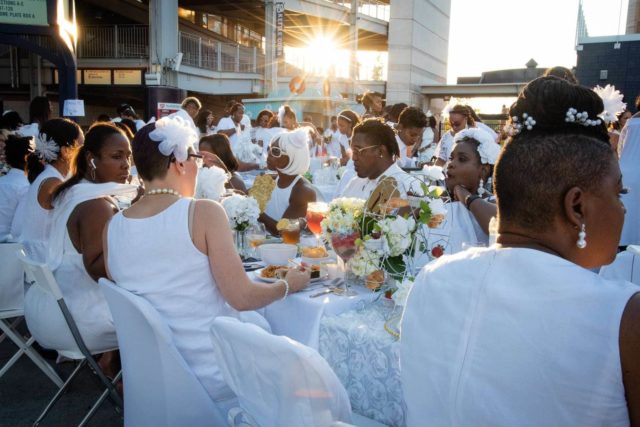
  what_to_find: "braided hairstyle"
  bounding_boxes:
[495,76,613,230]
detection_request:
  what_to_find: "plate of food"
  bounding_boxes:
[300,246,332,264]
[255,264,326,283]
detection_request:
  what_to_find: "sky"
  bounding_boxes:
[447,0,629,83]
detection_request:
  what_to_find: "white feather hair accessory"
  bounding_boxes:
[149,115,198,162]
[454,127,501,165]
[592,84,626,124]
[34,133,60,162]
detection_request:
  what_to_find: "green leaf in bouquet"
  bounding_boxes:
[418,201,432,225]
[383,255,406,280]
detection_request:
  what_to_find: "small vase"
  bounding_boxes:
[235,229,247,259]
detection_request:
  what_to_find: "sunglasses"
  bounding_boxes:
[269,146,287,158]
[350,144,379,157]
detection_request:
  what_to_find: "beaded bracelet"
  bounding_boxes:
[278,279,290,300]
[465,194,481,210]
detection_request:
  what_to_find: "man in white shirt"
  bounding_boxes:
[116,104,147,131]
[216,103,246,151]
[341,119,422,200]
[169,96,201,135]
[395,107,427,169]
[323,116,342,158]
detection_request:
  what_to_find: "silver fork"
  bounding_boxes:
[299,277,341,293]
[309,280,345,298]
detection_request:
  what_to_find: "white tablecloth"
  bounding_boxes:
[257,275,376,349]
[319,300,406,427]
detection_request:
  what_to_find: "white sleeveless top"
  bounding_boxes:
[107,198,239,400]
[19,164,65,262]
[401,247,639,427]
[264,175,302,221]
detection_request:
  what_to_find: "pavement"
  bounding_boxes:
[0,320,122,427]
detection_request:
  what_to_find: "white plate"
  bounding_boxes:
[254,267,327,283]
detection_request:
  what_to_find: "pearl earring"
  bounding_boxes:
[477,178,485,196]
[576,224,587,249]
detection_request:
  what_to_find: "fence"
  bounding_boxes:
[77,25,264,74]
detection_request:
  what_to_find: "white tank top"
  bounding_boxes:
[264,175,302,221]
[107,198,239,400]
[402,247,639,427]
[19,164,64,262]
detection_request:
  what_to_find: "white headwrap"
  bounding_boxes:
[149,115,198,162]
[276,127,311,176]
[278,105,286,126]
[453,128,501,165]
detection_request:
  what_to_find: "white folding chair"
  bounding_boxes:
[0,243,63,387]
[17,251,123,427]
[210,316,387,427]
[100,278,231,427]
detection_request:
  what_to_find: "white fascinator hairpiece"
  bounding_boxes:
[592,84,627,124]
[454,127,501,165]
[149,115,198,162]
[34,133,60,161]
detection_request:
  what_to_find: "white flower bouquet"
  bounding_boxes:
[321,197,366,237]
[221,194,260,231]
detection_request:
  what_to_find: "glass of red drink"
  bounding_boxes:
[306,202,329,246]
[330,230,360,296]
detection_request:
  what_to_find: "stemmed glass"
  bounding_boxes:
[330,230,360,297]
[246,223,267,259]
[306,202,329,247]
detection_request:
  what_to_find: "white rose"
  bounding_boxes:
[422,165,445,181]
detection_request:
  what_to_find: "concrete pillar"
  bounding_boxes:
[149,0,179,87]
[264,0,278,95]
[350,0,359,100]
[386,0,451,107]
[627,0,639,34]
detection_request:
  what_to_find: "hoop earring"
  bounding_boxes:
[576,224,587,249]
[477,178,485,196]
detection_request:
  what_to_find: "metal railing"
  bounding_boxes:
[77,25,264,74]
[323,0,390,21]
[179,32,263,73]
[78,25,148,58]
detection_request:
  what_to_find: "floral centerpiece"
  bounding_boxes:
[322,168,448,298]
[221,194,260,257]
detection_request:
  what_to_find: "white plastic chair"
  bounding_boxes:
[17,251,123,427]
[100,278,231,427]
[210,316,387,427]
[0,243,63,387]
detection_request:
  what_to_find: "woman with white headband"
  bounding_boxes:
[260,127,316,235]
[105,116,310,401]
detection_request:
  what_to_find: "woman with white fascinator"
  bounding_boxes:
[259,127,317,235]
[104,116,310,401]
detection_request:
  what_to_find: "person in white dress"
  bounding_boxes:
[254,109,275,157]
[433,104,475,167]
[104,116,310,400]
[414,127,500,267]
[394,107,427,168]
[402,76,640,427]
[323,116,341,157]
[27,122,136,376]
[414,114,437,163]
[334,111,362,196]
[194,109,214,138]
[260,127,316,235]
[618,100,640,247]
[0,135,31,239]
[18,118,84,262]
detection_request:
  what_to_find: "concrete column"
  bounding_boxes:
[627,0,639,34]
[149,0,179,87]
[264,0,278,95]
[386,0,451,107]
[350,0,359,99]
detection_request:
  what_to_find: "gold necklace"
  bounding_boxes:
[146,188,181,197]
